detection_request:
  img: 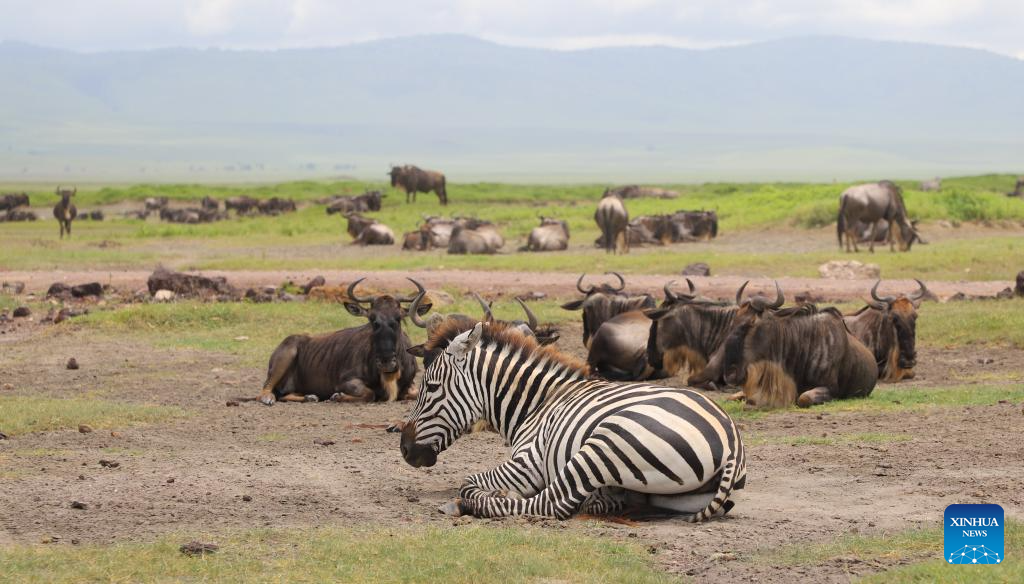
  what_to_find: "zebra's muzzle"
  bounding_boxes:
[400,420,438,468]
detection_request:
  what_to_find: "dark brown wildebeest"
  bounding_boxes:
[595,190,629,254]
[401,230,428,251]
[144,197,169,213]
[837,181,923,253]
[407,290,558,346]
[389,165,449,205]
[586,280,698,380]
[201,196,220,211]
[669,210,718,241]
[257,197,296,215]
[844,280,928,382]
[401,216,456,251]
[326,191,384,215]
[345,212,395,246]
[1008,177,1024,198]
[225,195,259,215]
[0,192,29,211]
[720,303,877,409]
[159,207,224,224]
[522,216,569,252]
[0,209,38,222]
[447,221,504,255]
[53,186,77,239]
[560,273,655,348]
[919,177,941,192]
[604,185,680,199]
[257,278,429,405]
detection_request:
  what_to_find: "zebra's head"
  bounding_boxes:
[401,322,486,468]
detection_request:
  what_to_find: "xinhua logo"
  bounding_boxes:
[944,504,1004,565]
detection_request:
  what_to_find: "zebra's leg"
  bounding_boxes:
[580,488,627,515]
[457,447,543,501]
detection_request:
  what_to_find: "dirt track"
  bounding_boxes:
[1,316,1022,582]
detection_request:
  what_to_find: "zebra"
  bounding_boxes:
[400,321,747,521]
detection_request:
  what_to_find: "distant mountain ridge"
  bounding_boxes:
[0,35,1021,181]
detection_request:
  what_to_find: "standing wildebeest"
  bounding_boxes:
[844,280,928,382]
[389,165,448,205]
[1008,177,1024,198]
[0,192,29,211]
[345,213,395,246]
[721,304,877,409]
[560,273,655,348]
[256,279,429,405]
[522,216,569,252]
[225,195,259,215]
[595,190,629,254]
[200,196,220,212]
[53,186,77,239]
[919,177,941,192]
[447,220,504,255]
[837,181,923,253]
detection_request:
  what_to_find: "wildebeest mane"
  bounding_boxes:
[424,320,587,373]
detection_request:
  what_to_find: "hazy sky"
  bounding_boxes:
[1,0,1022,58]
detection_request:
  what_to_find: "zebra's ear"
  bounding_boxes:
[447,322,484,358]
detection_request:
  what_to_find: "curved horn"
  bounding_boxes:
[607,271,625,291]
[408,291,428,328]
[768,281,785,309]
[870,280,895,303]
[686,278,696,294]
[346,277,373,303]
[576,273,592,294]
[663,280,679,302]
[735,281,750,305]
[908,279,929,302]
[515,297,538,331]
[472,292,494,322]
[397,277,426,302]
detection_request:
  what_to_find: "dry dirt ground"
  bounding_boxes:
[1,306,1023,583]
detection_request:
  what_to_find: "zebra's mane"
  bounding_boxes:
[425,320,588,374]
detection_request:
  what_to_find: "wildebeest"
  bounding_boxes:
[256,278,429,405]
[144,197,169,213]
[201,196,220,211]
[345,213,395,246]
[447,220,504,255]
[326,191,384,215]
[0,209,38,222]
[257,197,296,215]
[1008,177,1024,198]
[670,210,718,241]
[561,273,655,348]
[844,280,928,382]
[159,207,224,224]
[53,186,77,239]
[77,210,105,221]
[837,181,923,253]
[225,195,259,215]
[919,177,942,192]
[595,190,629,254]
[0,192,29,211]
[522,216,569,252]
[721,303,877,409]
[407,290,558,346]
[604,185,680,199]
[401,216,457,251]
[389,165,448,205]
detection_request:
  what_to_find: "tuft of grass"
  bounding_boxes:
[0,525,675,584]
[0,396,183,436]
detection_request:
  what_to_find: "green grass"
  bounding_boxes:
[760,520,1022,583]
[721,384,1024,420]
[0,525,675,584]
[918,298,1024,349]
[0,395,183,436]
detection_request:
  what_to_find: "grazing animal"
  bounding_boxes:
[721,304,877,409]
[401,321,747,520]
[844,280,928,382]
[837,181,923,253]
[561,273,656,348]
[595,190,629,254]
[523,216,569,252]
[389,165,448,205]
[0,192,29,211]
[53,186,77,239]
[225,196,259,215]
[919,177,942,192]
[256,279,429,405]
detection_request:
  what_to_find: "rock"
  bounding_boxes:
[12,306,30,318]
[147,266,235,298]
[225,400,240,407]
[153,289,175,302]
[66,358,79,370]
[242,495,252,502]
[1016,271,1024,297]
[179,541,219,556]
[167,478,175,483]
[426,290,455,307]
[98,459,120,468]
[818,260,880,280]
[71,282,103,298]
[78,424,93,433]
[244,288,274,303]
[301,275,326,294]
[70,501,88,510]
[681,262,711,277]
[313,438,336,447]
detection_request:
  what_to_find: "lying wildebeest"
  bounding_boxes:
[401,216,457,251]
[407,290,558,346]
[326,191,384,215]
[159,207,224,224]
[721,303,877,409]
[1008,177,1024,198]
[604,185,680,199]
[0,209,38,222]
[345,212,394,246]
[561,273,655,348]
[256,278,429,405]
[390,165,448,205]
[645,281,784,390]
[919,177,941,192]
[77,210,104,221]
[447,220,504,255]
[201,196,220,211]
[522,216,569,252]
[225,195,259,215]
[53,186,77,239]
[844,280,928,382]
[837,180,923,253]
[595,190,629,254]
[670,210,718,241]
[257,197,296,215]
[0,192,29,211]
[144,197,168,213]
[586,280,698,380]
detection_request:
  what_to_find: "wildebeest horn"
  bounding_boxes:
[346,278,373,303]
[576,274,593,294]
[768,281,785,309]
[735,281,750,305]
[663,280,679,302]
[472,293,494,322]
[394,277,426,302]
[870,280,895,303]
[908,279,929,302]
[607,271,625,291]
[686,278,696,294]
[408,291,428,328]
[515,297,538,331]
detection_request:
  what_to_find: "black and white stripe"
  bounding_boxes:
[403,322,747,520]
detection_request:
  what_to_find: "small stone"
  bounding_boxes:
[66,358,79,370]
[110,431,123,438]
[12,306,30,318]
[167,478,175,483]
[406,495,419,503]
[70,501,88,510]
[818,260,880,280]
[710,552,737,562]
[78,424,93,434]
[225,400,240,407]
[242,495,252,502]
[681,262,711,277]
[153,289,175,302]
[313,438,335,446]
[98,459,120,468]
